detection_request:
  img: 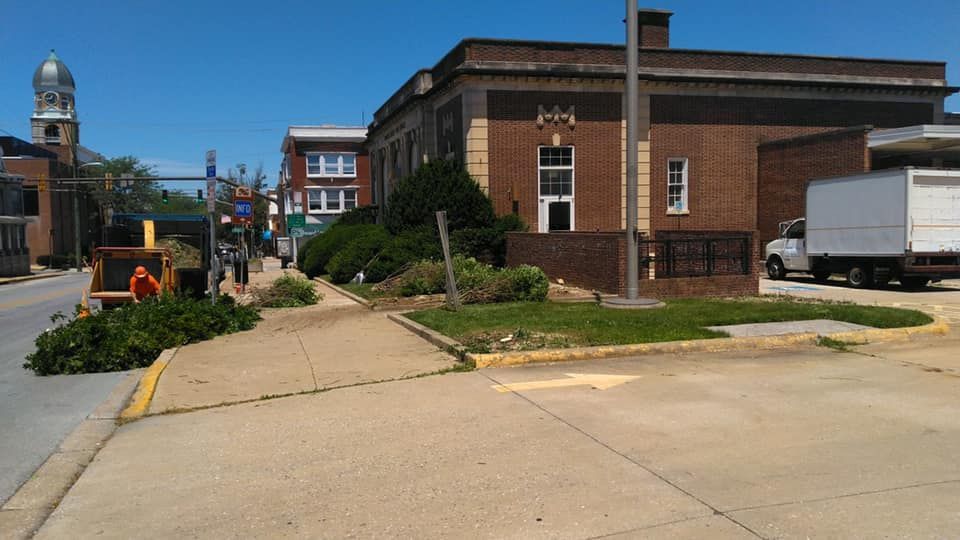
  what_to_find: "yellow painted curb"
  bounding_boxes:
[119,347,178,421]
[468,316,948,369]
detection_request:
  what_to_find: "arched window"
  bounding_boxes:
[44,125,61,144]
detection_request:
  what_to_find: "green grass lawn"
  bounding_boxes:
[333,281,379,300]
[406,297,932,353]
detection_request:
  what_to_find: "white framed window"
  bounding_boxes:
[306,188,358,214]
[667,158,688,214]
[537,146,575,232]
[306,153,357,178]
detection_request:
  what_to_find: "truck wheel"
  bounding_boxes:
[812,270,831,282]
[846,266,872,289]
[767,256,786,280]
[900,277,929,290]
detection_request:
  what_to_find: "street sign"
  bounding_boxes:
[289,228,305,238]
[231,226,245,233]
[234,199,253,218]
[205,150,216,178]
[302,223,327,234]
[235,186,253,199]
[286,213,305,228]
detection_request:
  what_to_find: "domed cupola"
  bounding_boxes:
[33,50,76,94]
[31,50,78,145]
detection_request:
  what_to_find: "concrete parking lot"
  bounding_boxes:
[761,276,960,325]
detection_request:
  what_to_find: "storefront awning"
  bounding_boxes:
[869,124,960,160]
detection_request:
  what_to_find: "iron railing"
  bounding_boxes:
[639,235,751,278]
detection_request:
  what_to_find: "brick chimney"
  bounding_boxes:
[638,8,673,48]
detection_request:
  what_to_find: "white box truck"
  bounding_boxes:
[765,168,960,288]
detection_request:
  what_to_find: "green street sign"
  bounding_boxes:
[287,213,306,228]
[231,226,245,233]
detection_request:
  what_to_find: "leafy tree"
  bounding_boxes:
[383,160,495,235]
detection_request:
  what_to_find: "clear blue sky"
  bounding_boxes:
[1,0,958,190]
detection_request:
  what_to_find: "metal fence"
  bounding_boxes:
[639,235,751,278]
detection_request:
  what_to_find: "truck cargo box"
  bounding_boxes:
[806,168,960,257]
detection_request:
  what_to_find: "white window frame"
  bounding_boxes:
[537,145,575,232]
[305,152,357,178]
[666,157,689,215]
[306,187,359,214]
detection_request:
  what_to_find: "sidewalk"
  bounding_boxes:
[149,265,456,414]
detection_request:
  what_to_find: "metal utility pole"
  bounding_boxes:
[601,0,662,310]
[624,0,639,300]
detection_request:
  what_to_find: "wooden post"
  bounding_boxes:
[436,211,461,311]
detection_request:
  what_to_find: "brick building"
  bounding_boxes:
[1,51,100,265]
[363,8,955,295]
[278,126,371,239]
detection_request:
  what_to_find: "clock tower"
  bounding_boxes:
[30,50,78,156]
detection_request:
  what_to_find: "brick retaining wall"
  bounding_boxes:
[506,231,759,298]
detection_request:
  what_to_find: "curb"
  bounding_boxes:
[0,369,141,540]
[0,272,68,286]
[386,312,470,363]
[313,278,373,309]
[118,347,178,421]
[465,316,949,369]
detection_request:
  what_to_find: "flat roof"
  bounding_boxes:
[281,126,367,152]
[868,124,960,153]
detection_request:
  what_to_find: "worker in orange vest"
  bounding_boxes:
[129,265,162,303]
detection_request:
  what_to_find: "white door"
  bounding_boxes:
[538,146,575,232]
[782,220,809,271]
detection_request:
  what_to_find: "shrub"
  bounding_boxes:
[501,265,549,302]
[376,256,548,304]
[301,224,381,279]
[364,227,441,283]
[24,294,261,375]
[383,160,495,235]
[451,214,528,267]
[327,226,392,283]
[336,206,379,226]
[251,274,321,308]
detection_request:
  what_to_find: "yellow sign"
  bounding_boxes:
[143,220,155,248]
[491,373,641,393]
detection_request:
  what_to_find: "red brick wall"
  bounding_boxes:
[757,128,871,245]
[650,96,933,234]
[286,141,372,206]
[506,231,759,297]
[506,232,622,293]
[487,90,621,232]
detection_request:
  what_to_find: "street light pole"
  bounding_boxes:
[625,0,639,300]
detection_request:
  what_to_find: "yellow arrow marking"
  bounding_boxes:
[492,373,641,393]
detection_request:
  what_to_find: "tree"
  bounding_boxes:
[87,156,159,216]
[383,159,495,234]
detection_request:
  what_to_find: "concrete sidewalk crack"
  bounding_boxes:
[295,330,320,391]
[724,478,960,515]
[584,514,717,540]
[478,371,765,539]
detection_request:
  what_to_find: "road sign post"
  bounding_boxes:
[206,150,217,304]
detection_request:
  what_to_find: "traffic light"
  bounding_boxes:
[161,189,169,204]
[38,174,47,192]
[196,189,203,203]
[104,172,113,191]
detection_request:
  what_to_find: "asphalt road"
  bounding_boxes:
[0,273,127,505]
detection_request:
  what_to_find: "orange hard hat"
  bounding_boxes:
[134,265,148,278]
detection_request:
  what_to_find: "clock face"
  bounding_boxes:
[43,92,58,106]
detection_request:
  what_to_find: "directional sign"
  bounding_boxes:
[286,213,305,229]
[234,199,253,219]
[289,228,305,238]
[235,186,253,199]
[205,150,216,212]
[205,150,216,179]
[490,373,640,393]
